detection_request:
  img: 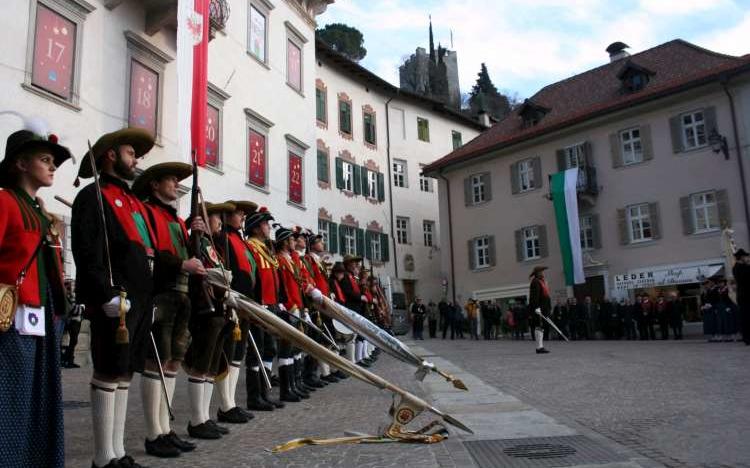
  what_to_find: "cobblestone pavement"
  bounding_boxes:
[62,353,467,468]
[419,336,750,468]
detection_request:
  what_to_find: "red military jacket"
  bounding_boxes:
[277,251,303,311]
[291,250,313,290]
[0,188,64,308]
[304,252,330,297]
[144,198,189,293]
[246,237,279,306]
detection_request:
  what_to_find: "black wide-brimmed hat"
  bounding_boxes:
[227,200,258,215]
[530,265,548,277]
[205,201,236,216]
[343,254,362,264]
[275,225,294,244]
[245,205,274,231]
[735,249,749,260]
[77,128,155,179]
[331,262,345,274]
[131,161,192,199]
[0,130,72,187]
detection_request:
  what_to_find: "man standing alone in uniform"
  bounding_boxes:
[528,266,551,354]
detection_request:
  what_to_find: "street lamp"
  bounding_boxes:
[708,128,729,160]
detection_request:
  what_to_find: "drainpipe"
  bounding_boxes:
[437,170,457,303]
[721,76,750,247]
[384,96,398,278]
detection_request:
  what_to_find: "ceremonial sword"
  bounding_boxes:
[534,308,570,342]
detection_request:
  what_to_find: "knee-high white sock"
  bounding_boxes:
[228,362,240,408]
[320,362,330,377]
[216,373,233,413]
[346,342,356,362]
[159,373,177,435]
[187,377,206,425]
[203,379,214,422]
[355,341,364,362]
[91,379,118,468]
[140,372,163,441]
[535,329,544,349]
[112,381,130,460]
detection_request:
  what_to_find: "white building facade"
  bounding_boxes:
[315,41,483,305]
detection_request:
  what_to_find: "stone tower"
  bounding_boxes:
[399,19,461,109]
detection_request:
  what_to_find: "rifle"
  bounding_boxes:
[188,150,214,315]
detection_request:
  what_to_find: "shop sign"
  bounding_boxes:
[614,264,723,290]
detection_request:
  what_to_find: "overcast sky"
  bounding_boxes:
[318,0,750,100]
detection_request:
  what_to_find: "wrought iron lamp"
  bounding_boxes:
[209,0,230,39]
[708,128,729,160]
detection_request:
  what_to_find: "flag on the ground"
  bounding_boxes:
[177,0,210,165]
[551,168,585,285]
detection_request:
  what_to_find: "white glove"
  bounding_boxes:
[330,293,337,300]
[102,295,131,318]
[372,297,378,305]
[303,311,313,324]
[308,288,323,304]
[361,295,368,302]
[206,267,232,287]
[225,292,239,310]
[278,303,287,312]
[231,309,238,323]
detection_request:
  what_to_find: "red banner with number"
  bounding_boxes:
[248,129,266,187]
[129,60,159,135]
[32,5,76,99]
[289,152,303,204]
[205,103,219,167]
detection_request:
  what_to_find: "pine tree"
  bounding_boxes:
[468,63,511,120]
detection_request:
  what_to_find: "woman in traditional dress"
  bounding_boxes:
[0,128,71,468]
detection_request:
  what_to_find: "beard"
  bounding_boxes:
[114,155,136,180]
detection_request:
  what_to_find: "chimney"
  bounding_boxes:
[606,42,630,63]
[478,110,491,128]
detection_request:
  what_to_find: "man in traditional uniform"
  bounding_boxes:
[338,255,373,367]
[733,249,750,345]
[132,162,206,457]
[274,225,312,400]
[245,208,301,404]
[528,266,551,354]
[303,232,340,384]
[72,128,156,468]
[212,200,258,424]
[182,201,237,438]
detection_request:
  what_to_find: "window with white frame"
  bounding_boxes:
[523,226,541,260]
[580,215,594,250]
[248,3,268,63]
[318,219,330,251]
[342,161,353,192]
[370,234,382,261]
[564,144,585,169]
[691,191,719,232]
[471,174,486,203]
[682,110,707,150]
[628,203,652,242]
[393,159,407,188]
[474,237,491,268]
[518,159,535,192]
[396,217,410,244]
[419,173,432,192]
[423,220,435,247]
[342,225,356,255]
[367,170,378,199]
[620,128,643,165]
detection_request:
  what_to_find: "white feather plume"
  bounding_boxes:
[0,110,51,137]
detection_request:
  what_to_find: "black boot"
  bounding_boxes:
[332,370,348,379]
[259,368,285,408]
[279,365,301,402]
[187,422,222,440]
[206,419,230,434]
[217,406,250,423]
[164,431,196,452]
[144,435,181,458]
[322,373,340,383]
[296,360,315,393]
[290,361,310,398]
[246,369,274,411]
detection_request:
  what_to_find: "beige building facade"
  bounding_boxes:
[425,40,750,319]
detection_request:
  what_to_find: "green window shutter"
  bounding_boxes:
[353,165,362,195]
[483,172,492,201]
[510,162,520,194]
[538,225,549,258]
[380,233,390,262]
[649,203,661,239]
[317,150,329,182]
[704,106,717,135]
[316,88,326,122]
[335,157,344,189]
[489,235,496,267]
[328,222,338,253]
[377,173,385,202]
[364,230,372,259]
[680,196,694,235]
[468,239,476,270]
[360,167,369,197]
[464,177,472,206]
[669,116,684,153]
[515,229,524,262]
[532,157,542,190]
[356,228,365,256]
[338,225,347,255]
[591,214,602,249]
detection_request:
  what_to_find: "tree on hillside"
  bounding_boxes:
[468,63,511,120]
[316,23,367,62]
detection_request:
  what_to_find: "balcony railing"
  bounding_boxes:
[576,166,598,196]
